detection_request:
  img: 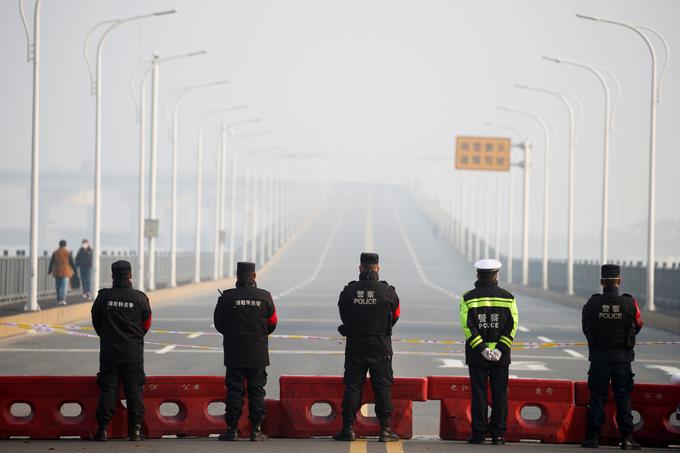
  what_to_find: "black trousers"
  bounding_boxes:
[468,365,509,437]
[341,356,394,427]
[96,361,145,426]
[586,362,635,437]
[225,366,267,428]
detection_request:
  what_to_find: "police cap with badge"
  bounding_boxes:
[474,259,502,274]
[361,252,379,265]
[601,264,620,279]
[237,262,256,274]
[111,260,132,278]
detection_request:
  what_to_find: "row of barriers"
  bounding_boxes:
[1,375,678,446]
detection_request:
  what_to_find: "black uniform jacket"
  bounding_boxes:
[338,273,400,363]
[213,282,278,368]
[460,281,518,367]
[91,280,152,364]
[582,287,643,363]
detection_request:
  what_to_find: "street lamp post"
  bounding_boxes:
[227,129,272,274]
[165,79,229,287]
[19,0,43,311]
[515,83,581,295]
[499,107,550,289]
[130,50,207,291]
[192,105,247,283]
[484,121,530,284]
[543,56,619,269]
[84,9,176,295]
[575,14,670,311]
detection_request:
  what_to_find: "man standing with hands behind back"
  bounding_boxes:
[460,259,518,445]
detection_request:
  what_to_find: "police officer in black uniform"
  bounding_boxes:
[335,252,400,442]
[581,264,643,450]
[214,262,278,442]
[460,259,519,445]
[91,260,152,442]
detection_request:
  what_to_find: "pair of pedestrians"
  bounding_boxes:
[48,239,92,305]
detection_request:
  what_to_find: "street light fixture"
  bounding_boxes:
[191,105,248,283]
[543,56,620,269]
[575,13,670,311]
[483,121,529,284]
[83,8,177,296]
[515,83,582,295]
[19,0,43,311]
[129,49,207,291]
[498,107,551,288]
[165,79,230,287]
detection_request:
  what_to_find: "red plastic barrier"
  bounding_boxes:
[428,376,577,443]
[279,375,427,438]
[140,376,280,439]
[574,381,680,448]
[0,376,280,440]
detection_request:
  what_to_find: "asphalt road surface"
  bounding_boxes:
[1,185,679,447]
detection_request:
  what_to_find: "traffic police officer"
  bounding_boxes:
[91,260,152,441]
[335,252,401,442]
[214,262,278,442]
[460,259,518,445]
[581,264,643,450]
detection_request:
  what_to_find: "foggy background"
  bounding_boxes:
[1,0,679,262]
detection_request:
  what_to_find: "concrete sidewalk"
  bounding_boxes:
[1,438,675,453]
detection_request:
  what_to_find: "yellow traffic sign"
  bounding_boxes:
[455,136,511,171]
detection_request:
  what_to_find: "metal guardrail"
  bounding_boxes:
[415,190,680,311]
[0,247,250,306]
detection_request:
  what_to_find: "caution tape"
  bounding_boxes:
[2,322,679,351]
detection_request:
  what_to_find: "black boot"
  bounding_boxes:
[379,426,399,442]
[492,436,506,445]
[250,424,268,442]
[218,426,238,441]
[128,423,145,441]
[581,433,599,448]
[467,432,486,444]
[333,423,356,441]
[620,437,641,450]
[93,425,107,442]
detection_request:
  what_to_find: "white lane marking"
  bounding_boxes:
[273,199,351,301]
[155,345,176,355]
[438,359,466,368]
[438,358,551,371]
[510,361,551,371]
[537,336,554,343]
[187,333,203,339]
[563,349,585,358]
[389,200,460,299]
[517,326,530,333]
[365,193,374,251]
[646,365,680,376]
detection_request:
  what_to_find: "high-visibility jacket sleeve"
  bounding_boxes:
[459,296,485,352]
[496,296,518,354]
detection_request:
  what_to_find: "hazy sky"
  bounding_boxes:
[1,0,678,261]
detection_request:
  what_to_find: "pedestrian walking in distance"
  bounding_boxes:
[91,260,152,442]
[48,239,76,306]
[335,252,401,442]
[214,261,278,441]
[460,259,518,445]
[76,239,93,300]
[581,264,643,450]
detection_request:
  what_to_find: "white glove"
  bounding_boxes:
[492,349,502,361]
[481,348,494,361]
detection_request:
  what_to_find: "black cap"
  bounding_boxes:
[360,253,379,265]
[601,264,621,279]
[112,260,132,278]
[59,240,67,247]
[236,262,256,274]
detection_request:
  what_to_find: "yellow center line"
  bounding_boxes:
[386,440,405,453]
[349,439,367,453]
